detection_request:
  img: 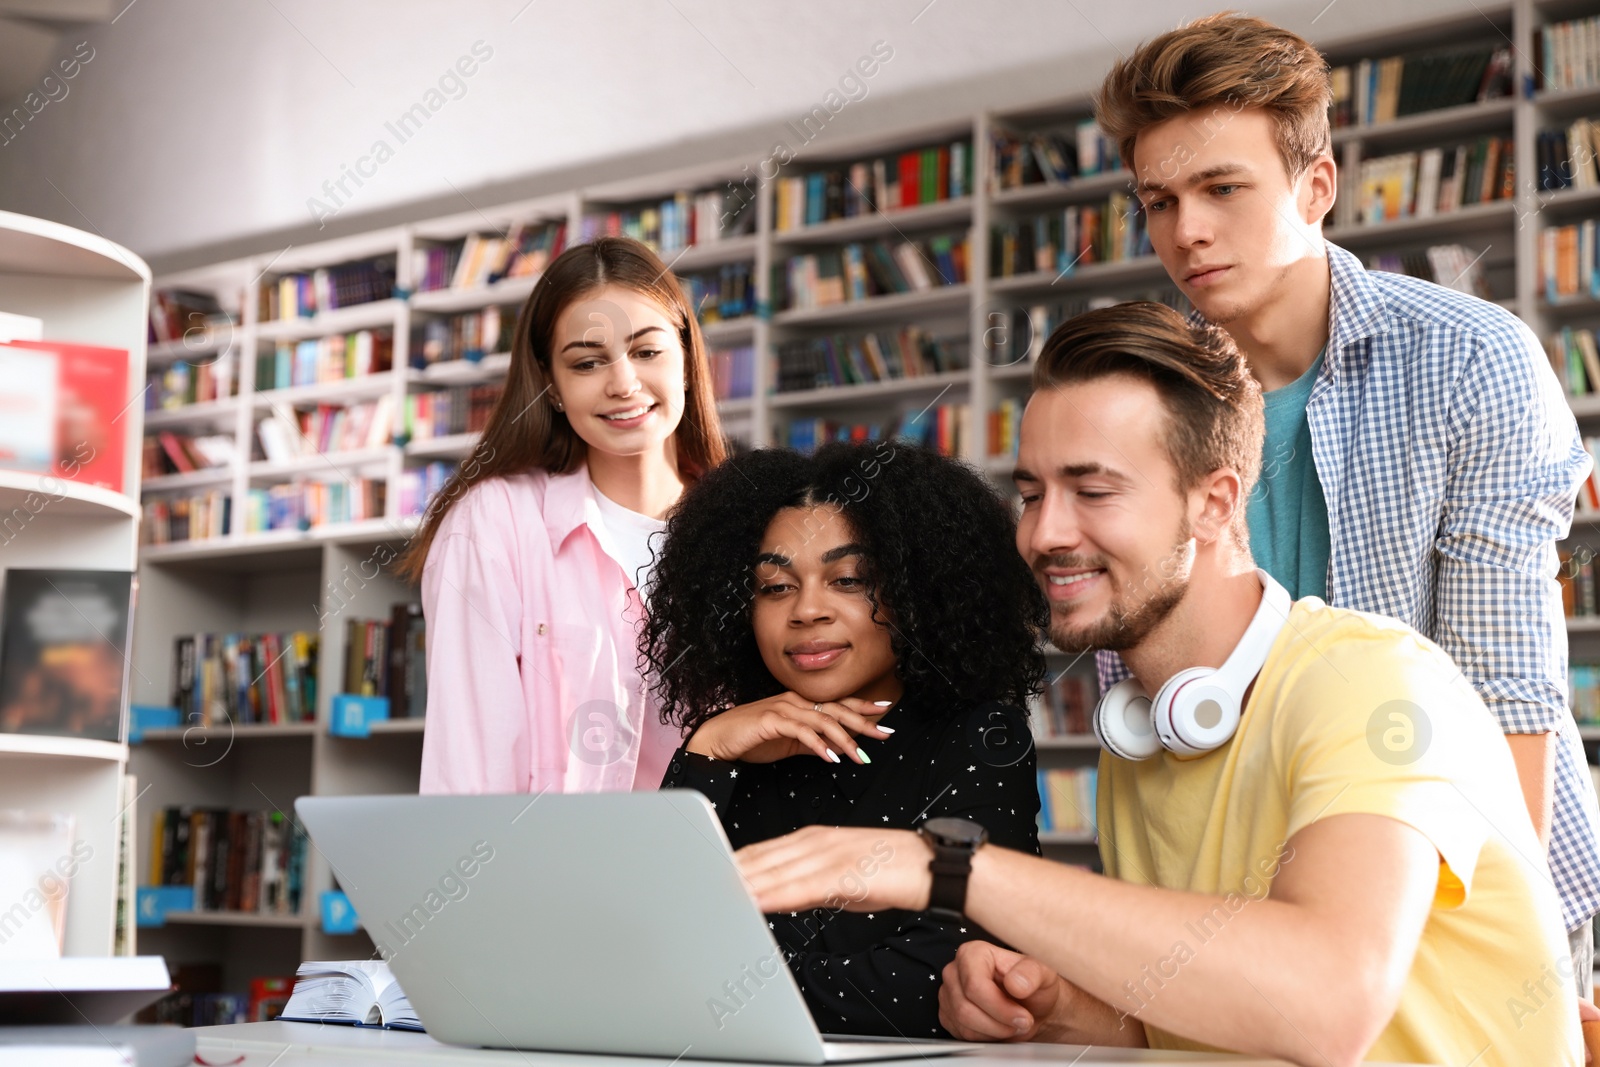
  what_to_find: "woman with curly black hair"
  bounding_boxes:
[641,439,1049,1039]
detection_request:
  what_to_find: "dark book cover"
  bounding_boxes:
[0,568,135,742]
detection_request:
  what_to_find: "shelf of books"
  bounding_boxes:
[0,209,151,964]
[119,0,1600,1020]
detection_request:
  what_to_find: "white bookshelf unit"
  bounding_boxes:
[125,0,1600,983]
[0,210,150,957]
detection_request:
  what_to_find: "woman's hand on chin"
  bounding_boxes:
[684,692,894,764]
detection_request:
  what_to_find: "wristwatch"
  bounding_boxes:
[917,817,988,919]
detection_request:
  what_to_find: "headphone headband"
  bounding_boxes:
[1211,568,1292,694]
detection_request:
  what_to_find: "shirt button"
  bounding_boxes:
[809,798,821,809]
[670,761,681,774]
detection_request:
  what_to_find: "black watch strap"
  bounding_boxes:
[919,817,987,919]
[927,848,973,916]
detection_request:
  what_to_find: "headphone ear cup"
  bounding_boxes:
[1094,679,1160,761]
[1153,667,1241,758]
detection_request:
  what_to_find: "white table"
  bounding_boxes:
[192,1022,1411,1066]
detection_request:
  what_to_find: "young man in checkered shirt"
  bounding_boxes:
[1091,12,1600,995]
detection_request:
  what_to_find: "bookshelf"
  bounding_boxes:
[125,0,1600,995]
[0,210,150,957]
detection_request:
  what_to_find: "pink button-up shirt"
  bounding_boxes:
[417,465,682,795]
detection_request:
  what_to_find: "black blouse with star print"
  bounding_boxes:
[659,697,1041,1040]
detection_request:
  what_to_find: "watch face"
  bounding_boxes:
[922,817,987,847]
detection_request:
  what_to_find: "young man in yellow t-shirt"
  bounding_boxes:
[736,303,1582,1065]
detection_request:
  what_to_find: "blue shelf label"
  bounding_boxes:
[136,885,195,928]
[329,695,390,738]
[129,705,181,745]
[321,890,359,935]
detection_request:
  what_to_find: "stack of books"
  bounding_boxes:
[1030,673,1095,737]
[146,353,237,409]
[774,327,966,393]
[172,631,318,726]
[411,306,511,367]
[1576,441,1600,516]
[1537,16,1600,93]
[1037,768,1097,834]
[142,431,235,479]
[710,345,754,401]
[984,289,1189,368]
[681,262,755,324]
[778,234,969,312]
[1547,326,1600,398]
[137,964,292,1029]
[1365,245,1491,298]
[257,331,393,391]
[243,479,386,533]
[404,384,502,440]
[1328,44,1512,128]
[340,605,427,719]
[989,120,1121,192]
[141,493,230,545]
[400,461,456,518]
[1536,117,1600,191]
[988,398,1023,461]
[149,288,232,345]
[261,258,396,320]
[774,139,972,231]
[148,807,307,915]
[1562,548,1600,618]
[582,188,754,252]
[413,221,567,293]
[1354,137,1513,224]
[784,402,967,457]
[990,193,1150,278]
[1540,221,1600,303]
[256,397,394,460]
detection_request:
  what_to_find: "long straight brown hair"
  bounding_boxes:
[395,236,728,581]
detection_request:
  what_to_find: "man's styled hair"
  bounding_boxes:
[1032,302,1264,537]
[1094,12,1333,179]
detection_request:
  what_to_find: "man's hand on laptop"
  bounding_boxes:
[938,941,1146,1048]
[685,693,894,765]
[738,826,931,913]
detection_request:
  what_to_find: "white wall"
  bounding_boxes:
[0,0,1489,272]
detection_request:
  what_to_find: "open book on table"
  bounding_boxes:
[278,960,422,1031]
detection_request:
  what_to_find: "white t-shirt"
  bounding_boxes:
[588,482,668,598]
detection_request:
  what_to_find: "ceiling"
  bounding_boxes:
[0,0,1492,269]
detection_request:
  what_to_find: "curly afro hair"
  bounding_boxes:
[640,440,1049,733]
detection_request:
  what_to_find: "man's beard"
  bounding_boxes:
[1042,531,1194,654]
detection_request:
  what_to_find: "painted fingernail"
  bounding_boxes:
[876,725,895,734]
[857,748,871,764]
[826,748,841,763]
[873,700,893,706]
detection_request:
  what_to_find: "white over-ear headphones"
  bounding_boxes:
[1093,569,1291,761]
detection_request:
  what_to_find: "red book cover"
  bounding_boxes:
[898,152,920,208]
[249,975,293,1021]
[157,432,196,474]
[10,339,129,493]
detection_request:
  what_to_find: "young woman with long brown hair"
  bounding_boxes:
[396,236,726,794]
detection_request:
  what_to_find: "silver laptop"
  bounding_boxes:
[294,792,971,1063]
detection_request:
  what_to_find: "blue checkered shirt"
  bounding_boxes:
[1098,241,1600,931]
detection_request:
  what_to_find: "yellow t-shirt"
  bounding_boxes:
[1097,598,1581,1066]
